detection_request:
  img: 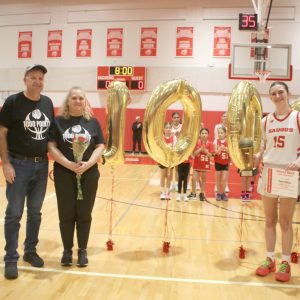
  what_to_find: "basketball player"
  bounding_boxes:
[213,112,230,195]
[190,128,214,201]
[170,112,182,191]
[214,126,230,201]
[255,82,300,282]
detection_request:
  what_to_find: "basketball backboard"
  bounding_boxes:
[228,43,292,82]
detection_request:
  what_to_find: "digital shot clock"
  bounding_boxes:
[97,66,146,90]
[239,13,258,31]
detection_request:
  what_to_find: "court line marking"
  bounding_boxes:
[112,168,159,230]
[1,265,299,289]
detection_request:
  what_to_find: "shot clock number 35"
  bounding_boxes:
[97,66,146,90]
[239,13,258,31]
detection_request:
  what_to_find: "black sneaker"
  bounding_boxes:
[187,192,196,200]
[221,193,228,201]
[23,252,44,267]
[4,262,18,279]
[77,249,88,268]
[216,193,222,201]
[199,193,206,201]
[61,250,72,267]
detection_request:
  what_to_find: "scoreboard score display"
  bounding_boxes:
[97,66,146,90]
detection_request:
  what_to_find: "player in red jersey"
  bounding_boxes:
[188,128,214,201]
[214,126,230,201]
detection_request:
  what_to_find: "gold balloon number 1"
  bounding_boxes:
[103,81,131,166]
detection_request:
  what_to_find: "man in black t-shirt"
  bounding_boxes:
[0,64,54,279]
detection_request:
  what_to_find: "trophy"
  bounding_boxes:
[238,138,258,177]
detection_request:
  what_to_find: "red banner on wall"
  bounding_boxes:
[47,30,62,58]
[140,27,157,57]
[176,27,193,57]
[76,29,92,58]
[107,28,123,57]
[18,31,32,59]
[213,26,231,57]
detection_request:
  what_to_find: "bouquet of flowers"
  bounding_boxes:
[72,134,90,200]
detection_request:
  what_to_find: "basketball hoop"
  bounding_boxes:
[255,70,271,83]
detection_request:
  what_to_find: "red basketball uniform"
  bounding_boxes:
[262,110,300,166]
[164,134,175,146]
[214,139,230,165]
[193,139,214,171]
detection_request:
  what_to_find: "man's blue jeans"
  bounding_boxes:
[4,157,48,262]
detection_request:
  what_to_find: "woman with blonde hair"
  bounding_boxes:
[48,87,105,267]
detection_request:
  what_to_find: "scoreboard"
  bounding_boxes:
[97,66,146,90]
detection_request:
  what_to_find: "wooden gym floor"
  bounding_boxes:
[0,162,300,300]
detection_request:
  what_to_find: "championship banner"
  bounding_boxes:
[176,27,193,57]
[250,28,270,58]
[140,27,157,57]
[47,30,62,58]
[18,31,32,59]
[213,26,231,57]
[76,29,92,58]
[107,28,123,57]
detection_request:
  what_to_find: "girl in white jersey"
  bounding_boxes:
[170,112,182,191]
[255,82,300,283]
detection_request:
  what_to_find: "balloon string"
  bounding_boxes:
[163,198,169,241]
[239,207,244,243]
[108,166,115,238]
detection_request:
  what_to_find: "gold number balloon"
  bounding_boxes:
[291,99,300,111]
[143,79,202,168]
[227,81,262,173]
[103,81,131,166]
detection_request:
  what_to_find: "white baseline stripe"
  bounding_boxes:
[1,265,299,289]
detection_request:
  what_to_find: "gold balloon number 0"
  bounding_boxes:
[143,79,202,168]
[291,99,300,111]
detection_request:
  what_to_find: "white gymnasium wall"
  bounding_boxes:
[0,1,300,112]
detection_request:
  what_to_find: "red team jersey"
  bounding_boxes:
[164,134,175,146]
[214,139,230,165]
[193,139,214,171]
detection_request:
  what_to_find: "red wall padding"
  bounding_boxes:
[71,108,226,152]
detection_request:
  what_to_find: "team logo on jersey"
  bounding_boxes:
[23,109,51,140]
[62,125,91,144]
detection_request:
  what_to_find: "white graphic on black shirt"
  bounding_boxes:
[62,125,91,144]
[23,109,51,140]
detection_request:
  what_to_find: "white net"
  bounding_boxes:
[255,70,271,83]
